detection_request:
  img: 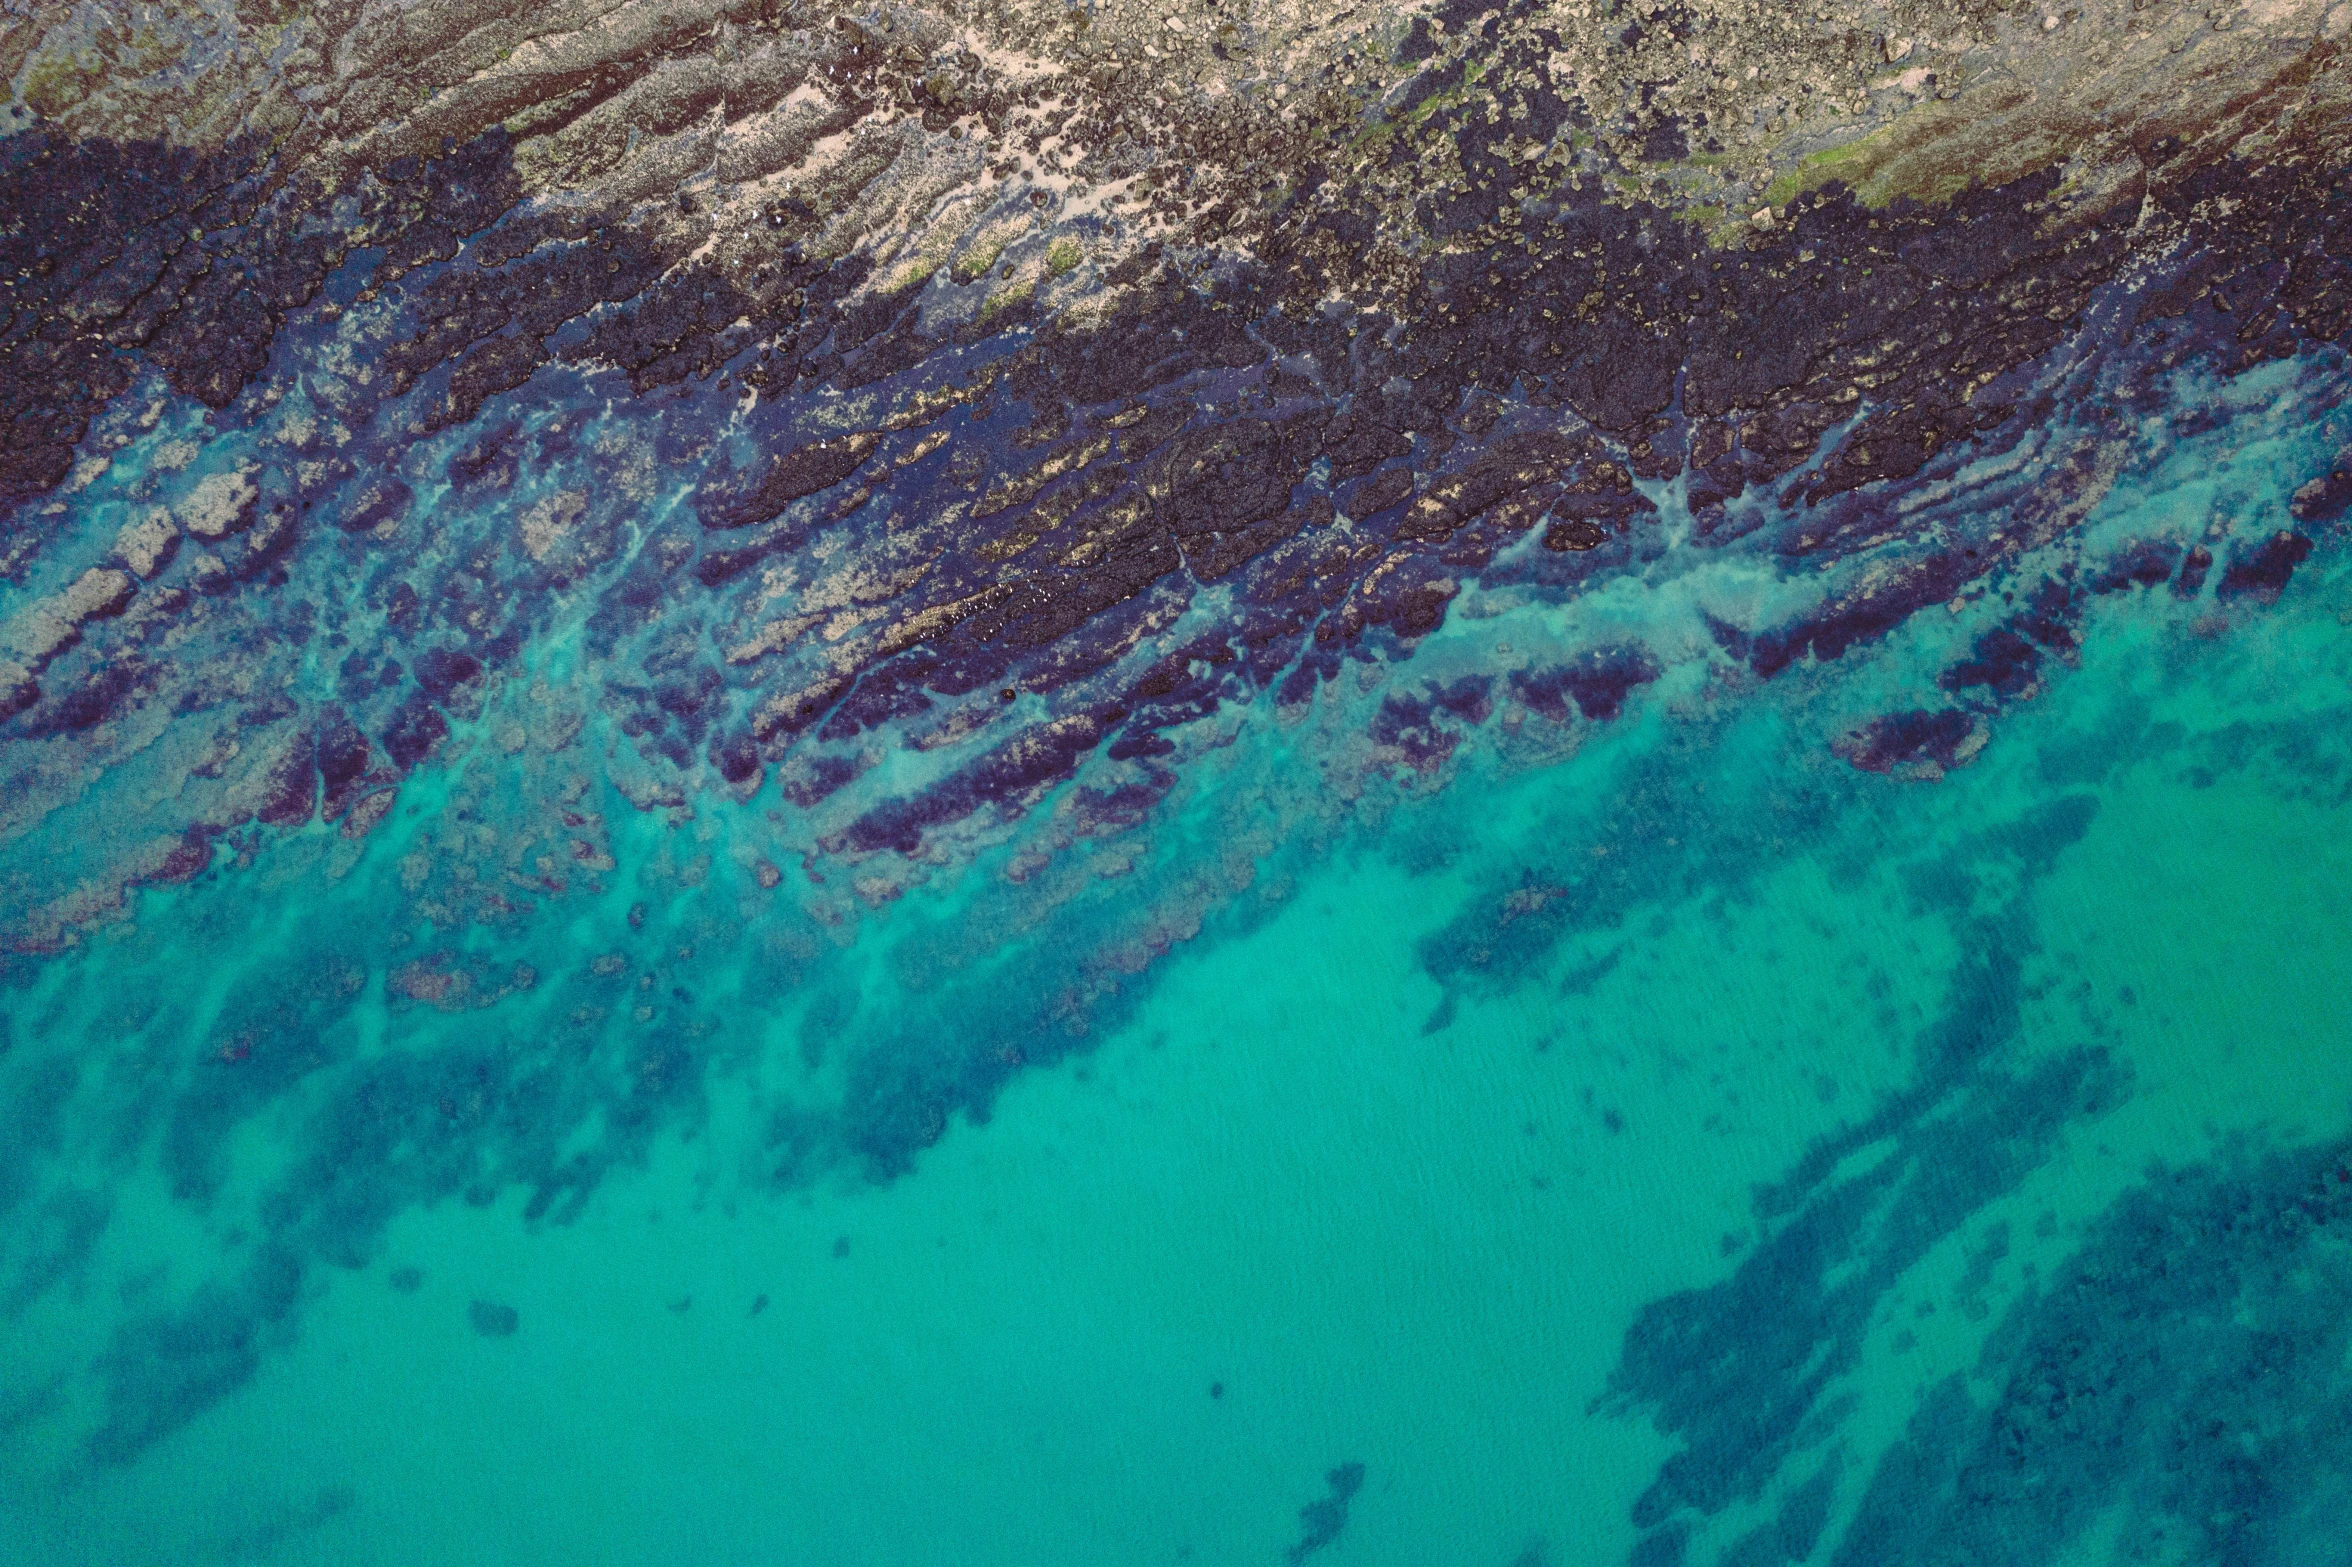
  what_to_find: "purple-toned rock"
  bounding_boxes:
[2089,541,2181,594]
[335,478,414,536]
[2289,445,2352,526]
[1833,709,1986,781]
[1939,628,2042,700]
[316,708,378,821]
[2215,532,2314,604]
[2174,545,2214,598]
[140,825,220,886]
[255,729,319,828]
[1511,647,1661,723]
[1370,677,1492,769]
[0,661,37,723]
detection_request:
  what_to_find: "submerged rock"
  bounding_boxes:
[2291,445,2352,527]
[1287,1462,1367,1565]
[467,1300,520,1338]
[1834,710,1987,782]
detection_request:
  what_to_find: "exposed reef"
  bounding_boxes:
[3,13,2348,941]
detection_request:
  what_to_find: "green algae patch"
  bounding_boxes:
[1044,237,1084,279]
[1761,88,2050,213]
[1345,53,1490,160]
[22,50,105,119]
[978,279,1036,324]
[953,218,1031,286]
[952,238,1008,284]
[880,257,944,294]
[1763,125,1898,210]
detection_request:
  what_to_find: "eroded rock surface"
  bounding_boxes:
[4,0,2347,943]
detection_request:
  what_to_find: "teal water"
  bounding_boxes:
[5,364,2352,1565]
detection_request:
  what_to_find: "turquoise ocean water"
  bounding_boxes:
[4,345,2351,1565]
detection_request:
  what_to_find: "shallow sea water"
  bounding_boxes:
[5,350,2352,1567]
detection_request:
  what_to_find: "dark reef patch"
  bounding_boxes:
[467,1299,520,1338]
[1286,1461,1367,1565]
[1593,785,2121,1564]
[1605,1036,2127,1548]
[1833,709,1982,781]
[1511,647,1661,725]
[2292,443,2352,527]
[84,1241,305,1467]
[1830,1139,2352,1567]
[2216,531,2315,605]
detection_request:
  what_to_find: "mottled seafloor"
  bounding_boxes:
[6,0,2352,1563]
